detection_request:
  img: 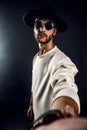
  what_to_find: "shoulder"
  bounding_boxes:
[49,47,78,75]
[49,47,70,65]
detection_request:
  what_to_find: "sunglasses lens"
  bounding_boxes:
[36,21,42,29]
[45,22,53,30]
[35,20,55,30]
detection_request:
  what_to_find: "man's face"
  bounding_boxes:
[34,19,57,44]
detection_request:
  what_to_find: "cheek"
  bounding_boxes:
[34,28,38,35]
[34,28,38,39]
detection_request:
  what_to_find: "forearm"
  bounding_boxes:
[51,96,79,116]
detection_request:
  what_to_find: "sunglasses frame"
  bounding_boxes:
[34,19,56,30]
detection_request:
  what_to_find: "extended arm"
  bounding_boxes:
[50,57,80,116]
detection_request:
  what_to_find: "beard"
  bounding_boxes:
[35,32,54,45]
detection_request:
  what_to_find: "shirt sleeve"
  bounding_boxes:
[50,56,80,113]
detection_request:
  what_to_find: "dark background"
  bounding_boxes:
[0,0,87,129]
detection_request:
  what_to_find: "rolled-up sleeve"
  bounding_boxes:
[50,57,80,113]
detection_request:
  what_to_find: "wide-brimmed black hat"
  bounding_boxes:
[23,5,68,33]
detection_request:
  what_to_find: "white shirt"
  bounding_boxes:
[32,46,80,120]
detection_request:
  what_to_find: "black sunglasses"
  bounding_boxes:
[34,20,55,30]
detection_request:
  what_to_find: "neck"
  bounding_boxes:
[38,41,55,53]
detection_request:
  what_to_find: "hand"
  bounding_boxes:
[27,105,34,120]
[32,109,72,129]
[33,117,87,130]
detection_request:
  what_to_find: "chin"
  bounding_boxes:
[39,41,48,45]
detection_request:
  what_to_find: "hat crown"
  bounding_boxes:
[23,5,68,33]
[33,5,56,21]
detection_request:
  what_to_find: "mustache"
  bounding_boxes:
[38,32,47,37]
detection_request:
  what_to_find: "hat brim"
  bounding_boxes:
[23,8,68,33]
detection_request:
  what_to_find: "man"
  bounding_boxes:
[23,5,80,120]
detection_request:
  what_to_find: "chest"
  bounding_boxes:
[33,56,51,76]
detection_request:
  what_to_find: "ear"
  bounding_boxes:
[53,28,57,36]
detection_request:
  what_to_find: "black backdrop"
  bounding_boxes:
[0,0,87,129]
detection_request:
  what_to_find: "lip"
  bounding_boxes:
[39,35,45,37]
[38,34,46,38]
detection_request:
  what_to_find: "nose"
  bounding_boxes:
[39,24,46,31]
